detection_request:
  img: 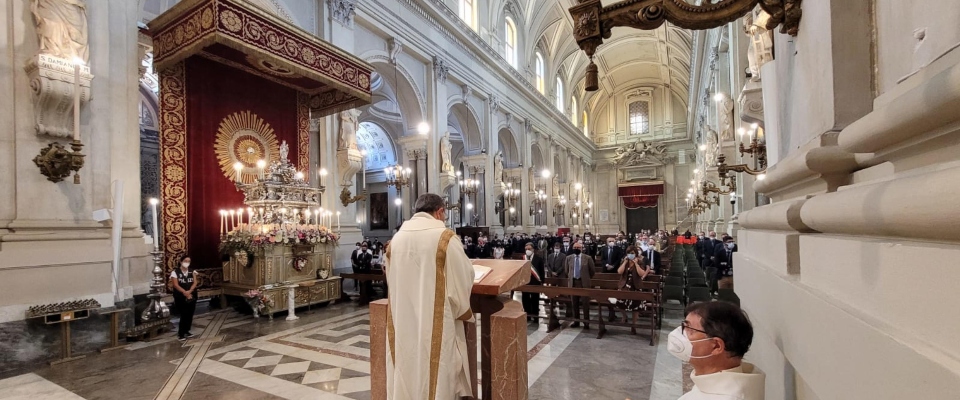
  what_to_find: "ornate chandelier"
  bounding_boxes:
[384,164,412,192]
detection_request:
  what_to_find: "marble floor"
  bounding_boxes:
[0,296,688,400]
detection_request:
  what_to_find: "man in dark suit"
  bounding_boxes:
[355,243,374,304]
[710,236,737,296]
[600,238,623,272]
[564,241,595,328]
[349,242,363,290]
[642,238,663,274]
[544,242,567,278]
[521,243,545,321]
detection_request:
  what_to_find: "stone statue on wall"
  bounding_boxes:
[31,0,89,63]
[493,151,504,183]
[279,141,290,163]
[705,127,719,167]
[552,174,560,197]
[440,131,453,172]
[744,6,774,81]
[338,109,360,150]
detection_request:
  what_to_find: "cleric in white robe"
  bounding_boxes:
[384,193,475,400]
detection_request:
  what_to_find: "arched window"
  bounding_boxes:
[459,0,477,30]
[535,53,545,94]
[504,17,518,68]
[570,97,578,125]
[555,77,564,111]
[582,110,589,136]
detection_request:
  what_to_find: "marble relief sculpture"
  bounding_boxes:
[552,175,560,197]
[440,131,453,172]
[31,0,89,62]
[612,139,667,166]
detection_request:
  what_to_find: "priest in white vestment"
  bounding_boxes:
[384,193,475,400]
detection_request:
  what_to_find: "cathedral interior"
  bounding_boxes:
[1,0,959,399]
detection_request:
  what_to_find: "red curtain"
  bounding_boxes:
[619,184,663,209]
[185,57,300,271]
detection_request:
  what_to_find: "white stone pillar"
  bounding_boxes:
[285,284,299,321]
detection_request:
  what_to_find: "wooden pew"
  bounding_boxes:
[518,284,659,345]
[339,272,387,305]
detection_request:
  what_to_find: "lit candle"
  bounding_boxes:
[319,207,325,227]
[361,150,368,189]
[219,210,225,234]
[336,211,341,232]
[234,162,244,183]
[149,198,159,251]
[319,168,328,186]
[305,209,311,230]
[229,210,235,231]
[256,159,266,180]
[247,208,253,232]
[73,59,82,141]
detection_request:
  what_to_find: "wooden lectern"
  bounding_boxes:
[370,259,530,400]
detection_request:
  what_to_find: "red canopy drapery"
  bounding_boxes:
[619,184,663,209]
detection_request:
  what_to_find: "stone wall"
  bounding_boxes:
[736,0,960,398]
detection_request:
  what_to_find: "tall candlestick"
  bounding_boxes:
[336,211,341,233]
[219,210,224,235]
[149,198,159,251]
[73,61,81,141]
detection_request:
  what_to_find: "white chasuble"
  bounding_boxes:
[384,212,475,400]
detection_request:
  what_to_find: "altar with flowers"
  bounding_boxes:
[219,142,341,316]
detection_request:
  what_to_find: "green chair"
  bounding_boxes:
[687,287,712,304]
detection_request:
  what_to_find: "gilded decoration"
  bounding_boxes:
[160,62,188,275]
[214,110,280,184]
[148,0,372,117]
[297,92,310,172]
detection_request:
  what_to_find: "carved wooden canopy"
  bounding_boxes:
[147,0,372,116]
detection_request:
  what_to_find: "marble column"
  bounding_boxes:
[426,57,448,194]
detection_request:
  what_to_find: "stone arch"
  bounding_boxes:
[448,102,484,154]
[365,57,426,135]
[498,128,521,167]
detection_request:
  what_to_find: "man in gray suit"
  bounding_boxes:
[564,241,595,328]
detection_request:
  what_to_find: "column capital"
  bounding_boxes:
[432,56,450,84]
[328,0,357,27]
[461,154,487,168]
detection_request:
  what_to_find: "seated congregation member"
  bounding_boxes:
[520,243,545,321]
[565,241,595,328]
[670,302,764,400]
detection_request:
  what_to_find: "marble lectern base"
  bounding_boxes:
[370,297,528,400]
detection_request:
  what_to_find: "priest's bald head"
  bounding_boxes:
[414,193,446,221]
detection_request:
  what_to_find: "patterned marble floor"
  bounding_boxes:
[0,297,687,400]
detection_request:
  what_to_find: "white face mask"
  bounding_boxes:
[554,248,560,254]
[667,326,715,362]
[726,242,736,249]
[626,254,636,260]
[181,262,190,268]
[525,250,534,257]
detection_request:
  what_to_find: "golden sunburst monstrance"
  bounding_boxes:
[214,110,280,184]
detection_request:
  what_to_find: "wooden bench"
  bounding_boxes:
[339,272,387,305]
[518,284,660,345]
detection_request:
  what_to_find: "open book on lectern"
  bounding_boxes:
[472,265,492,283]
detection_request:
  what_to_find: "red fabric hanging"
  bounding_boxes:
[619,184,662,209]
[618,184,664,197]
[622,195,659,209]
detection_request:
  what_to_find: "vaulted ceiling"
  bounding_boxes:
[519,0,692,122]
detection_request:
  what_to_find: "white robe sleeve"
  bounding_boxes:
[446,237,474,321]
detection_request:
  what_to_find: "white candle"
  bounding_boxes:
[73,61,81,141]
[149,198,159,251]
[229,210,235,231]
[336,211,341,232]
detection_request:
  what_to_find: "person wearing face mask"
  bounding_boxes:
[669,302,764,400]
[169,255,198,342]
[564,241,595,328]
[350,242,363,290]
[710,236,737,296]
[645,238,663,274]
[602,238,623,273]
[545,243,566,279]
[520,243,545,321]
[561,238,572,254]
[611,246,649,323]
